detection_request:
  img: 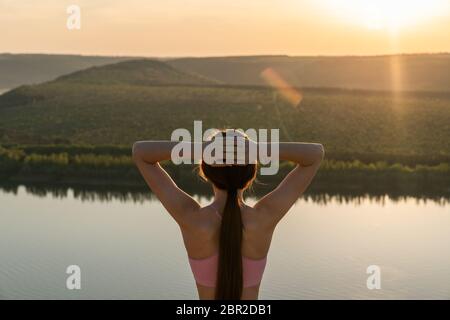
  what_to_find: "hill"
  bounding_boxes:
[55,59,219,86]
[2,53,449,93]
[0,53,135,91]
[0,59,219,109]
[168,54,450,92]
[0,59,449,165]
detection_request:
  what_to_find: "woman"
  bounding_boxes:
[132,131,324,300]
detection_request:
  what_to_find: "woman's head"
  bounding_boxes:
[199,130,257,192]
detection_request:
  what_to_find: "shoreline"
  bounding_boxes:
[1,144,449,201]
[1,170,449,203]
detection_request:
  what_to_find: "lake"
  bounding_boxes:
[0,185,449,299]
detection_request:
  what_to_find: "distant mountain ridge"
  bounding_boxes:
[168,54,450,92]
[55,59,219,86]
[0,59,218,109]
[0,53,136,90]
[1,53,449,93]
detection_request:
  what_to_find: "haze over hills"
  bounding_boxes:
[0,58,449,165]
[168,54,450,92]
[1,53,450,94]
[0,54,135,90]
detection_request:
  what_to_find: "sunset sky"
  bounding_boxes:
[1,0,449,57]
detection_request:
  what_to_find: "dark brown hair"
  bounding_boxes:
[199,133,257,300]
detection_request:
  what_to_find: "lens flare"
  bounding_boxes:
[260,68,303,107]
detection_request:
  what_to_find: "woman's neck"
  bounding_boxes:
[212,187,244,213]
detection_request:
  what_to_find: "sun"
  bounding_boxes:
[324,0,448,31]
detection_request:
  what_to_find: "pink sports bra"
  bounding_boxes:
[187,209,267,288]
[188,253,267,288]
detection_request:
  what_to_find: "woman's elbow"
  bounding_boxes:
[131,142,142,162]
[319,144,325,157]
[316,144,325,161]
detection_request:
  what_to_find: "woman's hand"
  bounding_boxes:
[206,130,257,167]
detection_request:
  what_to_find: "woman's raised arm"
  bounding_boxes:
[132,141,203,227]
[254,142,324,227]
[132,141,178,163]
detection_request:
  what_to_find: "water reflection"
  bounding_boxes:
[1,181,449,299]
[1,179,448,205]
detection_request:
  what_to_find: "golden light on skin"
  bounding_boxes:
[323,0,449,31]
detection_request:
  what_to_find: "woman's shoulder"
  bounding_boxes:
[242,202,278,232]
[201,204,223,219]
[180,205,221,240]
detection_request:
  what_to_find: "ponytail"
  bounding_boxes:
[215,188,243,300]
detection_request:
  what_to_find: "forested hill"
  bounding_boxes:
[2,53,450,93]
[54,59,219,86]
[0,58,449,165]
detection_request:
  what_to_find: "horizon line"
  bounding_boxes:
[1,51,449,59]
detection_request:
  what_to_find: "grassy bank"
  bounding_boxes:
[1,145,449,199]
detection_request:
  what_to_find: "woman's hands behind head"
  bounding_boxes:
[205,129,257,167]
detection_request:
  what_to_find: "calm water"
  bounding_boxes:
[0,186,449,300]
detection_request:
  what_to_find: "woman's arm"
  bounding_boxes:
[132,141,178,163]
[277,142,325,166]
[254,142,324,227]
[132,141,203,227]
[132,141,204,164]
